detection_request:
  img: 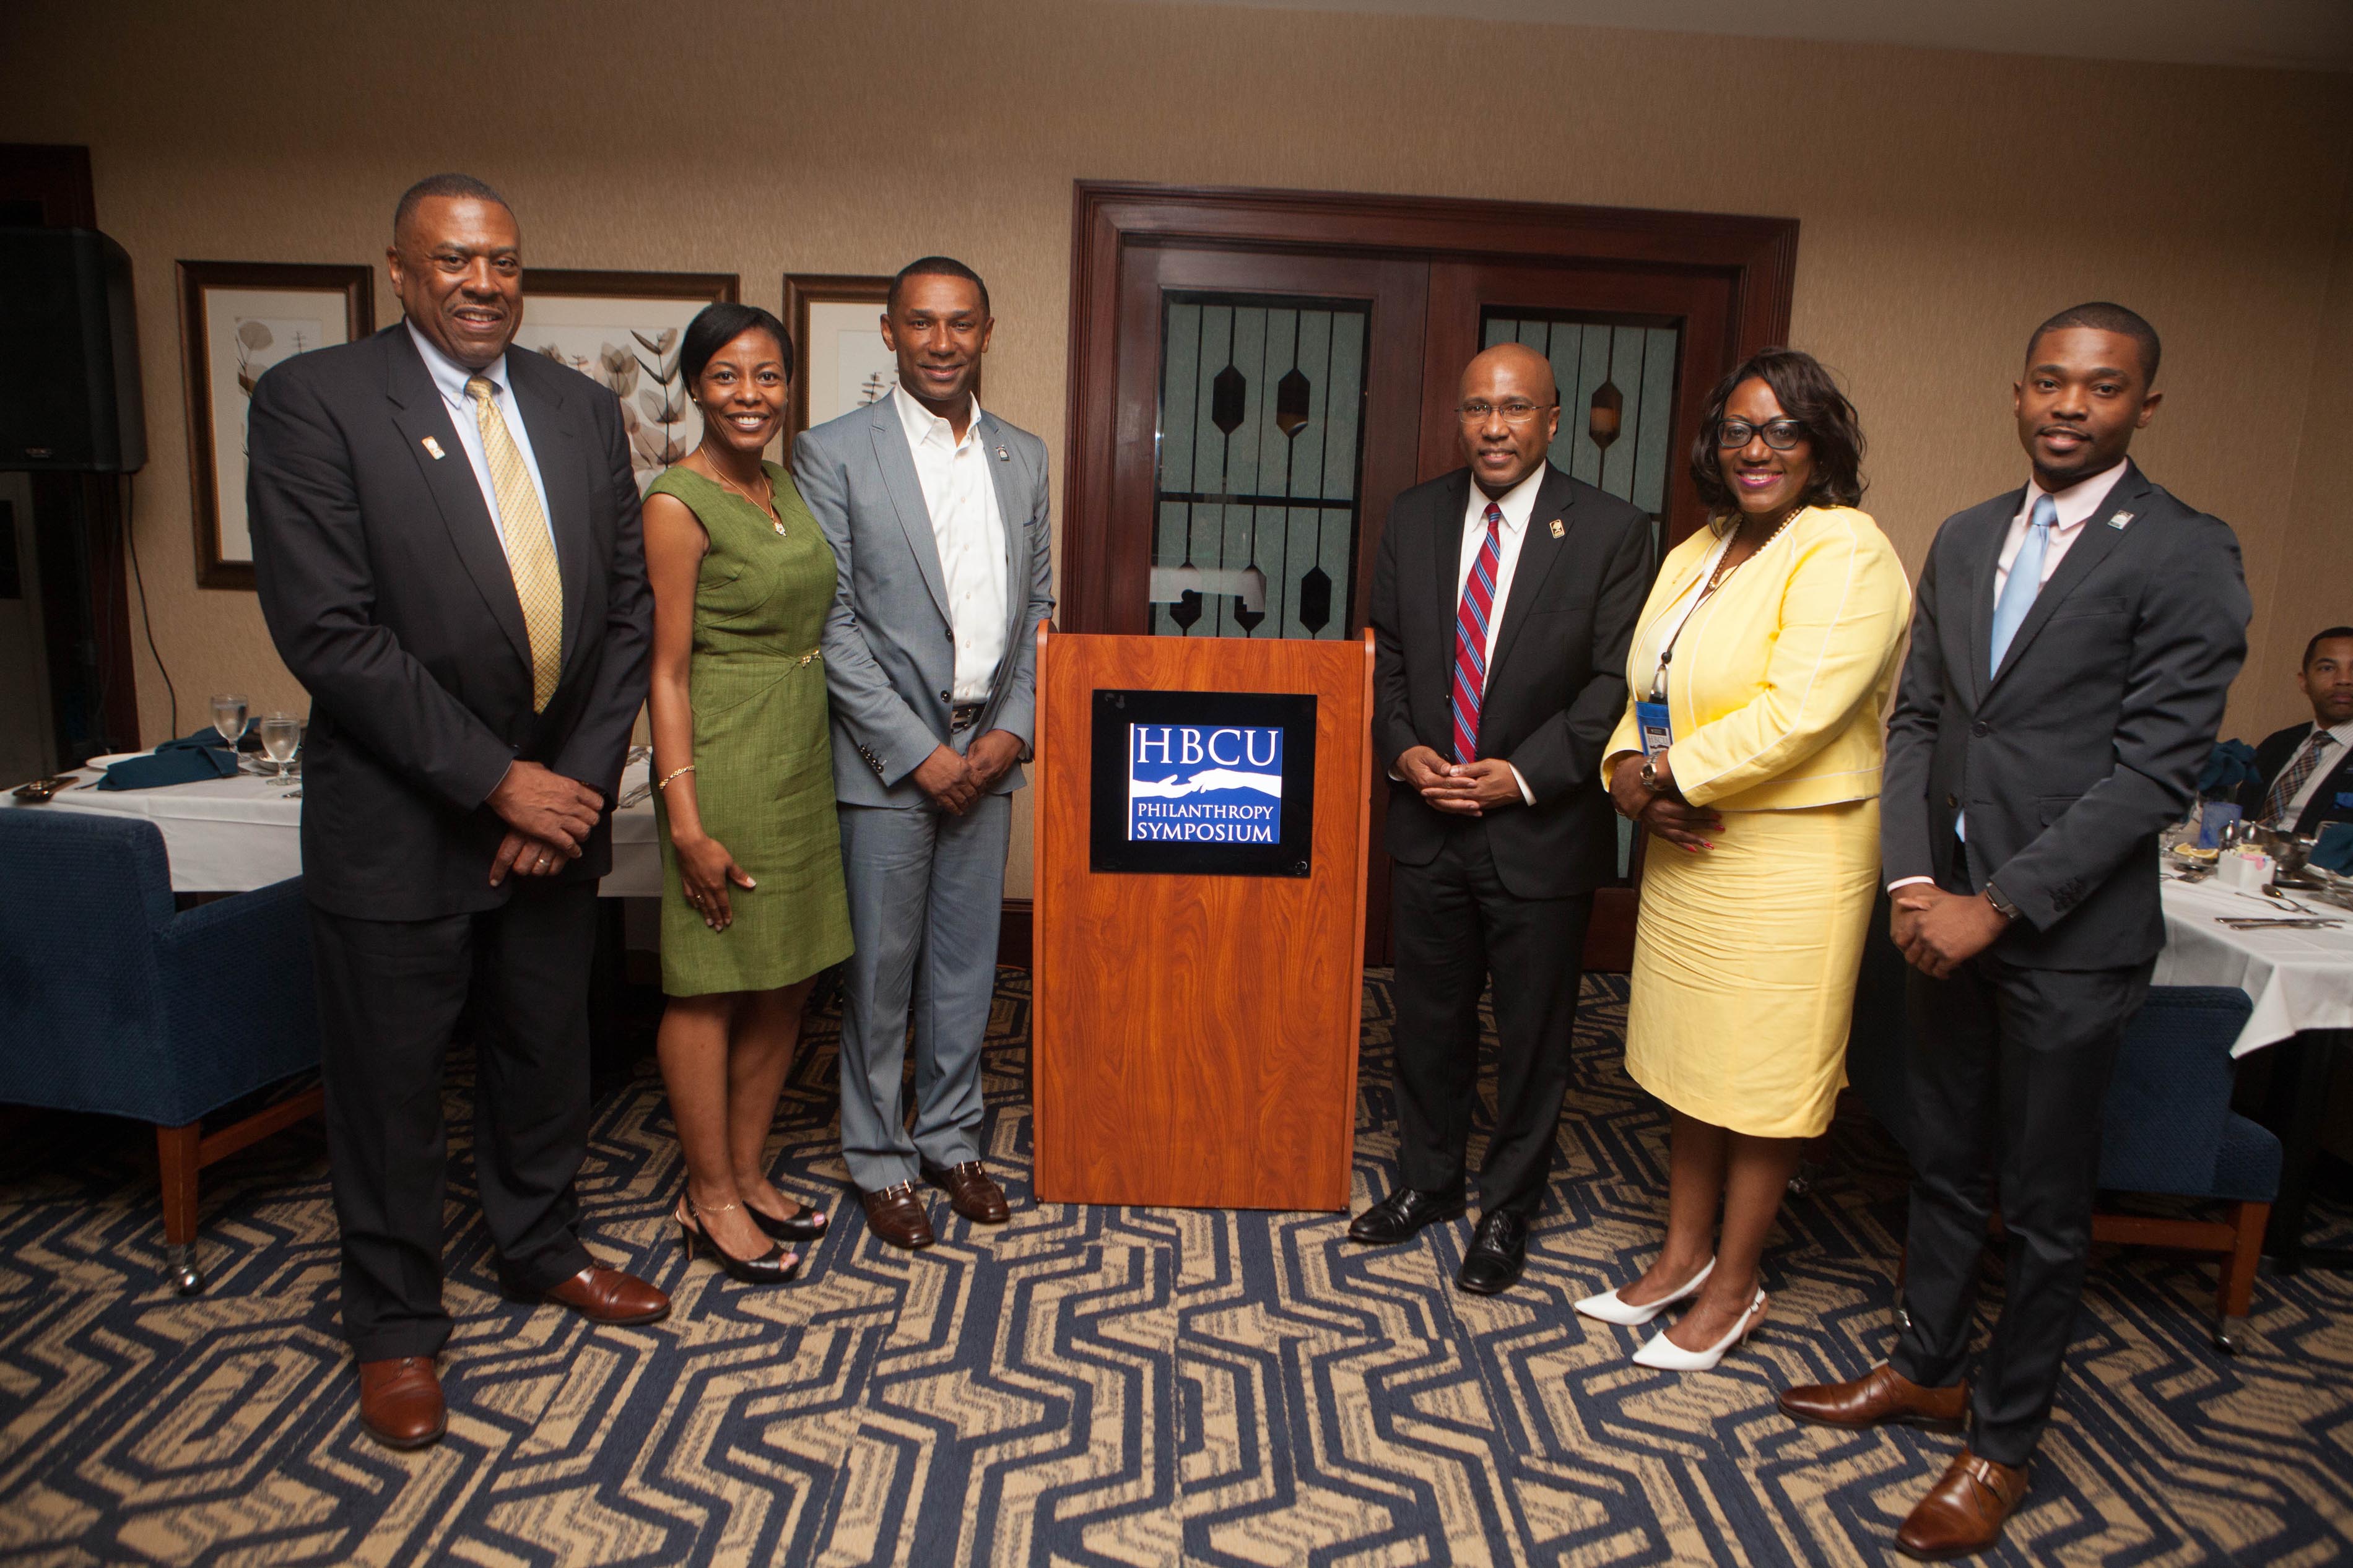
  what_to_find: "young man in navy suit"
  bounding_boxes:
[1778,304,2250,1559]
[2237,628,2353,834]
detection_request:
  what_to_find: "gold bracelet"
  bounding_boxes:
[656,765,696,792]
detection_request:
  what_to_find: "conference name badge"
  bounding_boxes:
[1635,700,1672,757]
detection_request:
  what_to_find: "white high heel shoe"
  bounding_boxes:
[1630,1288,1767,1371]
[1573,1257,1715,1326]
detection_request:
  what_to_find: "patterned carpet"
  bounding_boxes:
[2,969,2351,1566]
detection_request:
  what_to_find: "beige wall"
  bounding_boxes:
[5,0,2349,894]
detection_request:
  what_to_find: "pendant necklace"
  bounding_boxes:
[703,452,783,536]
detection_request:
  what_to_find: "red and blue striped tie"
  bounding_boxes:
[1450,502,1503,765]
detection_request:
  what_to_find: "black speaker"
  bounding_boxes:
[0,227,146,472]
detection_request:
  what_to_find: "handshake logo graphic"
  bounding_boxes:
[1127,725,1284,844]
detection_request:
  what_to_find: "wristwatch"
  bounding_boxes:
[1639,753,1663,793]
[1982,880,2021,921]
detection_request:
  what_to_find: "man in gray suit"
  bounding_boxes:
[1779,303,2250,1559]
[793,257,1054,1249]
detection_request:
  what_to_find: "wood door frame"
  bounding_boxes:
[1063,180,1800,631]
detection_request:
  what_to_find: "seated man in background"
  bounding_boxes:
[2238,626,2353,834]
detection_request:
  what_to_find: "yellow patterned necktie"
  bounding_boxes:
[464,375,563,711]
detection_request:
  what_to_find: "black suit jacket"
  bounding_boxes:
[1883,461,2250,969]
[249,324,652,920]
[2238,722,2353,835]
[1369,463,1653,901]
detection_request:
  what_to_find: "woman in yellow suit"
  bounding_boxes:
[1577,348,1911,1371]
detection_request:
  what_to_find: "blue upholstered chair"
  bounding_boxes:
[2090,985,2276,1352]
[1845,902,2280,1353]
[0,809,322,1293]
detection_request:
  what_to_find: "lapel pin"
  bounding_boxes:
[1549,518,1565,539]
[2107,510,2133,529]
[995,444,1010,462]
[422,436,446,460]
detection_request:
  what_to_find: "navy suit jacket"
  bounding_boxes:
[2237,722,2353,835]
[249,325,651,919]
[1369,462,1653,901]
[1882,461,2250,969]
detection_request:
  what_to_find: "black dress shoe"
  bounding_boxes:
[1456,1210,1528,1295]
[750,1197,830,1245]
[1347,1185,1467,1245]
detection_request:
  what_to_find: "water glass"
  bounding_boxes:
[211,694,248,748]
[259,713,302,778]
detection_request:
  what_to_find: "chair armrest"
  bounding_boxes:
[152,878,321,1124]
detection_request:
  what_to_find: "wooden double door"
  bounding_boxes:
[1061,184,1799,964]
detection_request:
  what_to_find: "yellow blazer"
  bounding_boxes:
[1605,505,1912,810]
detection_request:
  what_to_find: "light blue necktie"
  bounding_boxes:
[1990,494,2057,678]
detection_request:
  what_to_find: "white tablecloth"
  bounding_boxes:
[2156,873,2353,1056]
[5,756,663,896]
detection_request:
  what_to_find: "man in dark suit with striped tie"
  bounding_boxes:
[1355,343,1652,1294]
[2237,627,2353,834]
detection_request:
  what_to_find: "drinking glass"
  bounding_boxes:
[259,713,302,778]
[211,694,248,748]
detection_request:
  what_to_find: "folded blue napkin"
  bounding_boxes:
[2312,821,2353,875]
[98,729,246,790]
[2198,739,2258,799]
[156,722,250,753]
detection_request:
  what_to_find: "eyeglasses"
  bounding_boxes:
[1456,399,1557,425]
[1716,418,1807,451]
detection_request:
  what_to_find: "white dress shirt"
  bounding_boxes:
[406,321,555,565]
[893,384,1008,703]
[1889,459,2131,890]
[1453,466,1544,804]
[1994,459,2128,598]
[2276,719,2353,823]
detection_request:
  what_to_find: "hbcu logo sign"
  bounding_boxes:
[1127,725,1284,844]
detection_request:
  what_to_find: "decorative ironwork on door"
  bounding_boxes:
[1150,295,1370,638]
[1482,311,1681,527]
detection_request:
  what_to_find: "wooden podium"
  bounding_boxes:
[1031,626,1373,1211]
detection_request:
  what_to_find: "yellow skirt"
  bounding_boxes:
[1624,797,1879,1139]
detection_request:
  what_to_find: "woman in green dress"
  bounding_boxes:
[644,303,853,1284]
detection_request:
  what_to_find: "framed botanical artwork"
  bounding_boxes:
[521,269,738,492]
[178,261,373,589]
[785,272,980,442]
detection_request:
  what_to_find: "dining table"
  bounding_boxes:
[2157,868,2353,1271]
[4,751,666,896]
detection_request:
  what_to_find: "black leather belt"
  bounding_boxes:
[950,702,985,734]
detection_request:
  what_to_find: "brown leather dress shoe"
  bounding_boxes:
[862,1182,937,1249]
[1895,1449,2029,1561]
[922,1160,1011,1224]
[545,1265,670,1325]
[357,1356,445,1450]
[1778,1363,1968,1431]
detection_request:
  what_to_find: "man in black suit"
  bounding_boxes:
[2237,626,2353,834]
[1779,304,2250,1559]
[250,174,668,1452]
[1354,342,1652,1294]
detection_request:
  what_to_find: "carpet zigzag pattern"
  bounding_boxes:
[1,971,2349,1565]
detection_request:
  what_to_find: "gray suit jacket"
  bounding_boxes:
[793,396,1055,807]
[1882,461,2250,969]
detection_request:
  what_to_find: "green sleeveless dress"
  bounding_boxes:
[648,462,853,996]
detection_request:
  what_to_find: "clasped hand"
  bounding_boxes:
[915,730,1022,815]
[1605,753,1720,852]
[1889,883,2011,979]
[485,760,604,886]
[1396,746,1521,816]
